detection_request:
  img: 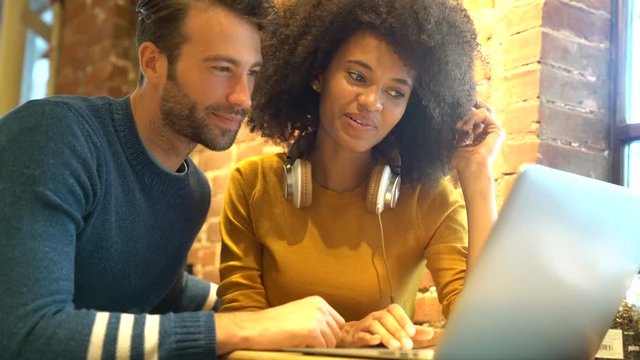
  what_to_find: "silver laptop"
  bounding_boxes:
[284,164,640,359]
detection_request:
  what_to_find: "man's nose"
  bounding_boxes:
[228,75,252,110]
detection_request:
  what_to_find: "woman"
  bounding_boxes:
[217,0,504,350]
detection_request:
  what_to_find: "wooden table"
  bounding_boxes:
[224,350,362,360]
[225,348,436,359]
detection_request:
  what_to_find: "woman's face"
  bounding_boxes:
[316,30,415,154]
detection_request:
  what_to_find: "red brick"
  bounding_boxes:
[419,270,435,291]
[56,0,137,97]
[108,83,131,99]
[474,61,491,83]
[199,265,221,284]
[187,243,218,266]
[206,219,222,246]
[505,28,542,70]
[505,0,543,35]
[463,0,495,13]
[471,10,497,46]
[501,139,541,173]
[475,81,491,105]
[538,141,610,180]
[62,0,90,24]
[580,0,611,13]
[543,0,611,44]
[541,31,609,79]
[540,65,609,113]
[504,64,541,103]
[85,62,113,89]
[503,100,541,134]
[539,102,609,150]
[414,291,444,324]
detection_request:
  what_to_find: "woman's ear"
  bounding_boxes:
[311,77,322,92]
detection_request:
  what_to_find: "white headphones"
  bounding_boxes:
[282,131,401,214]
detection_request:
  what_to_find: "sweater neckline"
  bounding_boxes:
[111,96,194,193]
[312,179,367,203]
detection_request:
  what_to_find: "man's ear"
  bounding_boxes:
[138,41,168,85]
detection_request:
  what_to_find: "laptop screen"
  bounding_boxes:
[436,165,640,359]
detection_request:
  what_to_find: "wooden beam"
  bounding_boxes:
[0,0,27,116]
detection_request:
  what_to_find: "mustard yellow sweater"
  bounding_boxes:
[217,154,468,321]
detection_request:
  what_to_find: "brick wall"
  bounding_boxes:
[55,0,138,96]
[538,0,612,179]
[483,0,612,204]
[52,0,613,317]
[187,135,280,283]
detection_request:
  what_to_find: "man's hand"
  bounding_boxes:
[337,304,434,350]
[215,296,345,354]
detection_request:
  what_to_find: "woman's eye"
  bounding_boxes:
[347,71,366,83]
[387,89,406,99]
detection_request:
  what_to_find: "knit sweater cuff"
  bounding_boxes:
[161,312,216,359]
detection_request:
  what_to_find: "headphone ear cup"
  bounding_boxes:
[288,159,313,208]
[366,166,386,214]
[367,165,400,214]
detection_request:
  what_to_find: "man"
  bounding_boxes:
[0,1,344,359]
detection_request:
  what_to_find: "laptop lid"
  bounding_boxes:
[436,164,640,359]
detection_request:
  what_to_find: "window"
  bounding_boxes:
[615,0,640,316]
[0,0,60,115]
[614,0,640,189]
[21,3,54,103]
[628,142,640,190]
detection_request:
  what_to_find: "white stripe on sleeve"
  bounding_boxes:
[201,283,218,311]
[143,314,160,360]
[86,311,110,360]
[116,313,135,360]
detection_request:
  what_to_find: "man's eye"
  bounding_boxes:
[248,69,261,77]
[213,66,231,73]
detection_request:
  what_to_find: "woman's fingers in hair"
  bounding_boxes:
[457,98,493,129]
[455,100,498,147]
[474,98,495,116]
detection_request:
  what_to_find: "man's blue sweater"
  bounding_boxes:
[0,96,218,359]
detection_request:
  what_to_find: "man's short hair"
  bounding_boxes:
[135,0,275,85]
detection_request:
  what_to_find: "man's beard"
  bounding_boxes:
[159,79,247,151]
